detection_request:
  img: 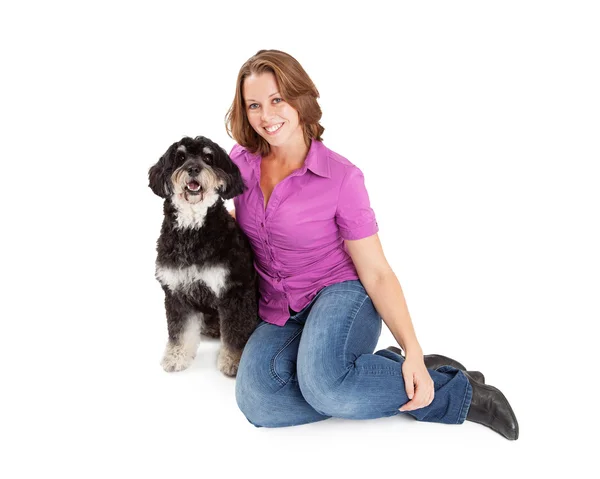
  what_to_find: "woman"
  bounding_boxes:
[224,49,518,440]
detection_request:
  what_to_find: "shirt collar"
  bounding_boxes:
[242,139,331,179]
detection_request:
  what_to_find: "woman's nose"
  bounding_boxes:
[261,104,274,122]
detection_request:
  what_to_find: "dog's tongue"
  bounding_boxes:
[188,181,200,190]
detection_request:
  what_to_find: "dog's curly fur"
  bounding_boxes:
[148,135,258,376]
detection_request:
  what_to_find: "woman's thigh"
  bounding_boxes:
[235,319,329,427]
[296,280,390,416]
[298,280,382,373]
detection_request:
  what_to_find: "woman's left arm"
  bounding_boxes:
[345,234,435,411]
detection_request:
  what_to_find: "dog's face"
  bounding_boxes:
[148,136,245,204]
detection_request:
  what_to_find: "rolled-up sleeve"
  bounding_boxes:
[335,166,379,240]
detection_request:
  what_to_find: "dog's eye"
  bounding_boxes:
[177,152,185,161]
[204,154,212,163]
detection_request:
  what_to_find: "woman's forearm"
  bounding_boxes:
[363,271,423,357]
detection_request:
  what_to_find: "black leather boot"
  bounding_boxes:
[384,346,485,383]
[463,370,519,440]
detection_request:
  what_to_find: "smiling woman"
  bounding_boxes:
[225,49,324,158]
[222,49,519,440]
[243,75,299,142]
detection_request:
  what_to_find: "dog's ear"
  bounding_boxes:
[214,145,247,200]
[148,142,178,198]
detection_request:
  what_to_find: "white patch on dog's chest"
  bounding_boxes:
[156,264,229,297]
[172,190,220,229]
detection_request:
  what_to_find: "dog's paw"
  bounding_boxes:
[217,346,241,377]
[161,344,195,372]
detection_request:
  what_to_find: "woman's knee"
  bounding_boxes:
[235,379,273,427]
[295,349,357,417]
[235,349,299,427]
[297,366,363,418]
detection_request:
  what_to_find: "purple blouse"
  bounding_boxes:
[230,139,378,326]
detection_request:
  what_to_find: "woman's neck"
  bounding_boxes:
[265,135,310,168]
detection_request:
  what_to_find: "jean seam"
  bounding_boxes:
[319,292,366,306]
[456,373,473,424]
[354,367,402,376]
[319,289,365,297]
[270,326,303,387]
[342,294,369,372]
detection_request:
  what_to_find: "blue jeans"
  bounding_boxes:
[235,280,473,427]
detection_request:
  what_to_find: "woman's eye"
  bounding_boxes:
[248,103,259,110]
[273,98,283,104]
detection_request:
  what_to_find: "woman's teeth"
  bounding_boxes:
[265,123,283,133]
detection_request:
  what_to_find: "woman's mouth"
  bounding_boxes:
[264,122,284,135]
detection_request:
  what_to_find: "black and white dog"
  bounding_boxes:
[148,136,258,376]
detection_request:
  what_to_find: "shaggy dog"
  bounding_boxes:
[148,136,258,376]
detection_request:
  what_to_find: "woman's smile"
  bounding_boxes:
[264,122,284,135]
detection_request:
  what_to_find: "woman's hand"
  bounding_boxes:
[399,354,435,412]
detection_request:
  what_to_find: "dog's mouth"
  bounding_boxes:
[185,180,203,195]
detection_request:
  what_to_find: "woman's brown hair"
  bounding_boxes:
[225,49,325,157]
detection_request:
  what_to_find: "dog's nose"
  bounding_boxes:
[187,165,201,176]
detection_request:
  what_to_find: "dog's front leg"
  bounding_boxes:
[217,287,259,377]
[161,291,201,372]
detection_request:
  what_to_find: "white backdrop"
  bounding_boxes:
[1,1,598,477]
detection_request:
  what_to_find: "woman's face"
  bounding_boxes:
[242,72,303,150]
